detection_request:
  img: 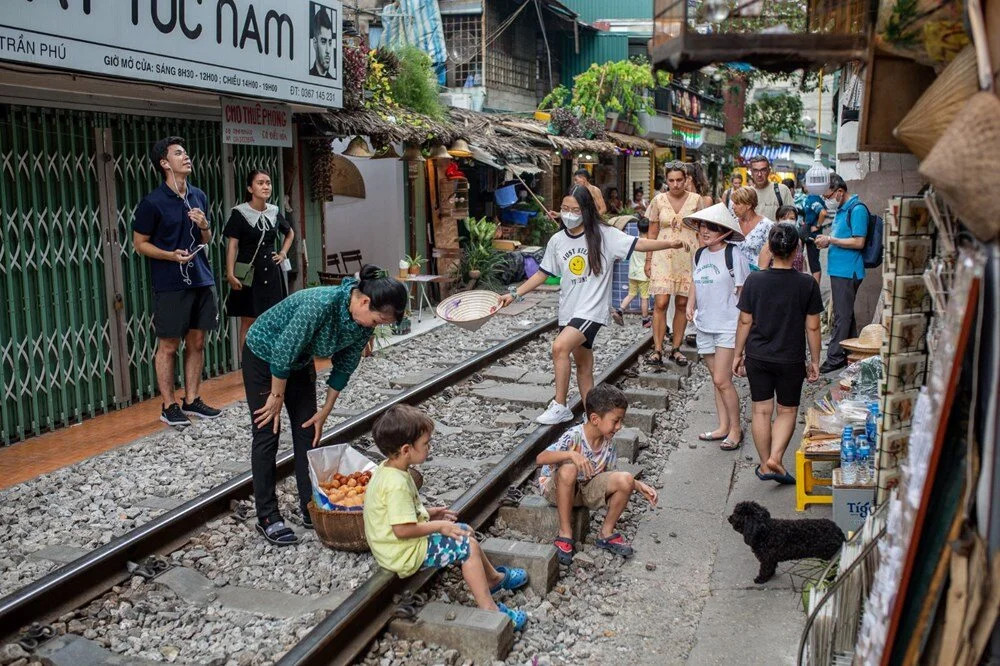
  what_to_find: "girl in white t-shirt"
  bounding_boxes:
[683,204,750,450]
[499,185,690,424]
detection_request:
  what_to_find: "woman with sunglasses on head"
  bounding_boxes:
[733,224,823,485]
[499,185,689,424]
[683,205,750,451]
[644,162,705,367]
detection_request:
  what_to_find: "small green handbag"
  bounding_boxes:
[233,261,254,287]
[234,226,266,287]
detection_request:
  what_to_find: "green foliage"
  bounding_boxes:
[456,217,505,288]
[569,59,656,126]
[404,253,426,268]
[538,85,570,111]
[743,91,804,142]
[389,45,443,119]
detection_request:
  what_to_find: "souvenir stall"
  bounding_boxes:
[797,1,1000,661]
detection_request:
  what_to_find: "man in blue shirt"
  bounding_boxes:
[132,136,221,426]
[814,173,867,373]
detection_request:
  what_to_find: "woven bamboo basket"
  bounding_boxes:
[310,468,423,552]
[435,290,503,332]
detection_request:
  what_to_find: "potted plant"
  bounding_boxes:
[405,253,426,275]
[536,84,569,123]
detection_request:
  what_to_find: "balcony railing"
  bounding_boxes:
[651,0,870,72]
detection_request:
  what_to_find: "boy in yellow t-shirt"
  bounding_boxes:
[363,405,528,630]
[616,217,653,328]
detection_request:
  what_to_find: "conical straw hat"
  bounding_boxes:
[840,324,886,353]
[682,203,745,241]
[893,46,979,160]
[436,290,503,331]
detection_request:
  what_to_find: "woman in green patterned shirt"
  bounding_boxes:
[244,264,408,545]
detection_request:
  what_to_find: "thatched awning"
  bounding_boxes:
[489,117,620,156]
[607,132,654,152]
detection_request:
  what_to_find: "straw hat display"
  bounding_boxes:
[840,324,886,354]
[893,46,979,160]
[682,203,745,241]
[436,290,503,331]
[328,155,366,198]
[447,139,473,158]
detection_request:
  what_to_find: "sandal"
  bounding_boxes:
[671,351,689,367]
[553,536,575,565]
[612,308,625,326]
[646,351,663,365]
[754,465,778,481]
[595,533,634,558]
[720,433,744,451]
[772,471,797,485]
[698,431,727,442]
[497,603,527,631]
[490,566,529,594]
[256,520,298,546]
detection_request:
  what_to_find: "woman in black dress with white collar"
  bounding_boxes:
[224,169,295,347]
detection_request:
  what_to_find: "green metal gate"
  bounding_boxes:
[0,105,282,444]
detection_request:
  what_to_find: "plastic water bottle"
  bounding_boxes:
[866,402,879,449]
[840,426,857,484]
[855,435,871,484]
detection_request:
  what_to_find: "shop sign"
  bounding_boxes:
[0,1,343,108]
[673,128,705,149]
[222,97,292,147]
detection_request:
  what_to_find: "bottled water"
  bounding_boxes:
[855,435,871,484]
[866,401,879,448]
[840,426,857,484]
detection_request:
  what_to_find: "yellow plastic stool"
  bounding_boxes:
[795,448,834,512]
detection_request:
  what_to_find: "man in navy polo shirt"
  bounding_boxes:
[814,173,867,374]
[133,136,222,426]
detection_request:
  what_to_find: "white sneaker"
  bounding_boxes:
[536,400,574,425]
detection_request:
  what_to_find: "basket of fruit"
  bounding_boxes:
[307,466,424,552]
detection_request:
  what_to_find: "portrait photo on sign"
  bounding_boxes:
[309,2,337,79]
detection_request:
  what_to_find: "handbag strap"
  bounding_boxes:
[246,216,267,267]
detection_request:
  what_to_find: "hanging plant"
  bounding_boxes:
[389,45,444,119]
[342,43,368,110]
[549,107,581,137]
[310,142,334,202]
[364,49,395,109]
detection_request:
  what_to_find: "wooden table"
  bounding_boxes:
[402,274,455,321]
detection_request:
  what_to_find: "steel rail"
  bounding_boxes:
[279,333,653,666]
[0,317,558,638]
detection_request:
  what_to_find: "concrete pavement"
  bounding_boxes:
[586,371,833,665]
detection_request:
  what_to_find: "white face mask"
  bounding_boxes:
[561,212,582,228]
[824,194,841,211]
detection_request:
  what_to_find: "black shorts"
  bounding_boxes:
[745,356,806,407]
[560,318,602,350]
[152,286,220,339]
[806,241,822,275]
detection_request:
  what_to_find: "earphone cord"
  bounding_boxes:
[171,169,200,287]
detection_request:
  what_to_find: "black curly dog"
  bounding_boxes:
[728,501,845,584]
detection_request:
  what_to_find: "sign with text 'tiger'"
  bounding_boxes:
[222,97,292,146]
[0,1,343,108]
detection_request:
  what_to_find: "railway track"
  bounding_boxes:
[0,318,654,664]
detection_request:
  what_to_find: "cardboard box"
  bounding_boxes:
[832,467,876,535]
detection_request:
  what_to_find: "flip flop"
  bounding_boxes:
[698,431,727,441]
[720,433,744,451]
[489,566,529,594]
[773,471,797,485]
[755,465,778,481]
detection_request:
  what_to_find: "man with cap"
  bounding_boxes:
[132,136,222,426]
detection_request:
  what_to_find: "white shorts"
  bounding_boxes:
[696,328,736,354]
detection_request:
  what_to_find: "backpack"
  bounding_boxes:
[695,243,736,280]
[844,199,884,269]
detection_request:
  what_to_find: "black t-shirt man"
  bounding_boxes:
[737,268,823,364]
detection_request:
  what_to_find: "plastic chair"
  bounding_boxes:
[795,447,835,512]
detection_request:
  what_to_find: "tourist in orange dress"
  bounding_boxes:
[645,163,704,366]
